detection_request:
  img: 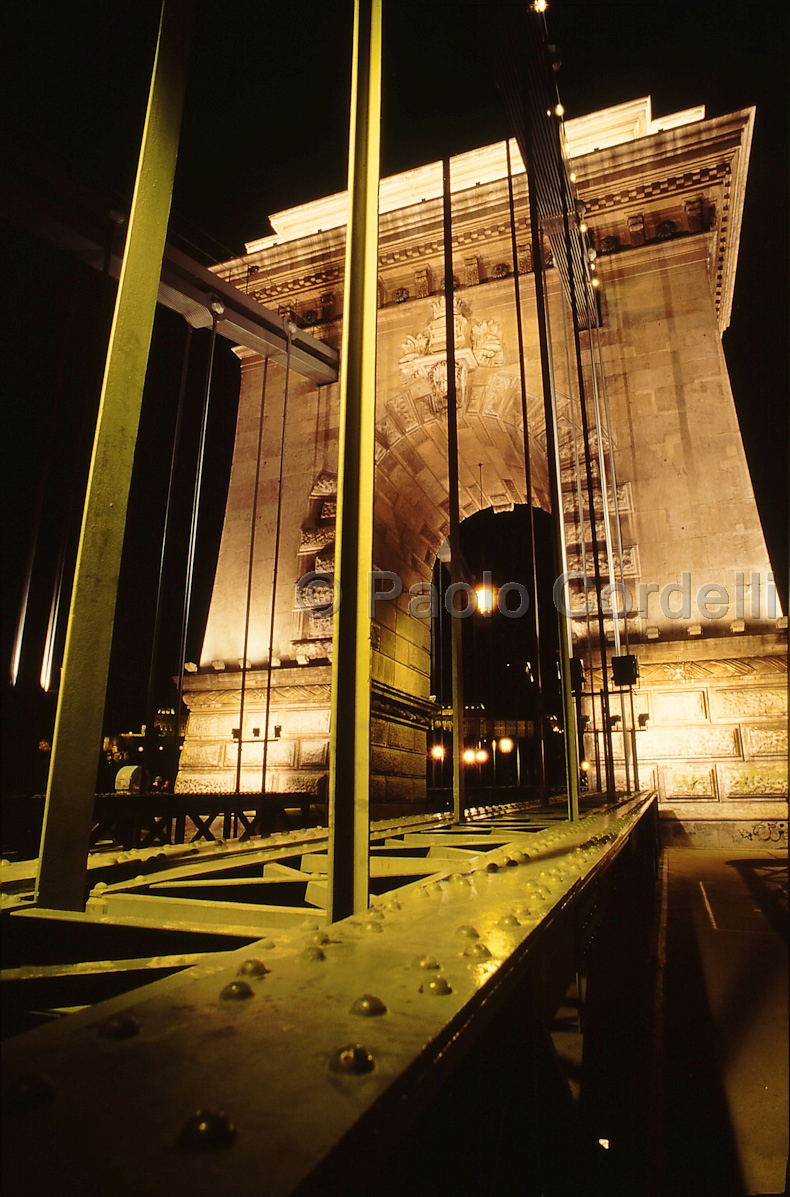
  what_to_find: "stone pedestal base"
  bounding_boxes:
[177,668,433,804]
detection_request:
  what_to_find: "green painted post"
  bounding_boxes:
[36,0,191,910]
[327,0,382,922]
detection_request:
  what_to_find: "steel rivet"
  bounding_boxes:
[220,981,254,1001]
[98,1013,141,1039]
[456,925,479,939]
[464,941,491,958]
[486,862,499,873]
[306,931,330,946]
[505,857,519,868]
[366,908,384,920]
[134,874,147,883]
[350,994,387,1017]
[364,921,383,933]
[238,959,269,979]
[3,1072,56,1111]
[385,899,402,912]
[329,1043,375,1074]
[498,914,520,928]
[302,920,320,930]
[301,946,326,962]
[91,881,108,894]
[259,938,276,950]
[420,976,452,996]
[180,1108,236,1150]
[412,954,441,970]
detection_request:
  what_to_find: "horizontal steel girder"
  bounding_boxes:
[3,794,657,1196]
[1,162,338,384]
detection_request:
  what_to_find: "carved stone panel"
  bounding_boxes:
[709,686,787,721]
[662,766,717,798]
[718,763,789,798]
[741,725,788,758]
[179,743,223,769]
[651,690,707,723]
[281,708,331,736]
[299,739,329,767]
[638,726,740,758]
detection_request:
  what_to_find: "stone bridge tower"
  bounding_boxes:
[177,97,786,847]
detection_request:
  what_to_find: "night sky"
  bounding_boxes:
[2,1,787,793]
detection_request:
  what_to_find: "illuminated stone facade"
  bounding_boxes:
[177,98,786,844]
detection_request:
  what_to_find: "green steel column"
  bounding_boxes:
[328,0,382,922]
[36,0,190,910]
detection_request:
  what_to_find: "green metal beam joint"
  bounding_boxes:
[36,0,191,910]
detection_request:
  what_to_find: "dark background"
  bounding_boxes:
[2,1,787,794]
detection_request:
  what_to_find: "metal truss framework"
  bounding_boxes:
[3,793,659,1194]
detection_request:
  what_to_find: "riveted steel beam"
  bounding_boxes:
[35,0,192,912]
[328,0,383,921]
[3,794,657,1196]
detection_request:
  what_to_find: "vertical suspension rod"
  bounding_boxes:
[261,339,292,796]
[554,137,616,797]
[235,357,268,794]
[505,139,547,804]
[521,122,580,821]
[175,306,219,753]
[143,321,192,785]
[443,157,467,825]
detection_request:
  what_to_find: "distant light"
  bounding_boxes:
[462,749,477,764]
[533,0,548,11]
[498,737,514,754]
[591,277,600,288]
[579,221,588,233]
[569,171,577,183]
[430,744,446,760]
[554,103,565,117]
[598,1139,610,1150]
[475,586,495,614]
[580,759,590,772]
[475,749,488,763]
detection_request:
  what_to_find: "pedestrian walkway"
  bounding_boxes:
[659,847,788,1196]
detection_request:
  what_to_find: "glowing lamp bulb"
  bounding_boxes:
[580,759,590,772]
[430,744,445,761]
[580,222,588,233]
[476,586,495,614]
[533,0,548,11]
[498,737,514,754]
[591,277,600,288]
[554,103,565,118]
[462,749,477,764]
[475,749,488,763]
[569,171,577,183]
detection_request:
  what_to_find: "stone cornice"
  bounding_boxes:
[210,103,753,333]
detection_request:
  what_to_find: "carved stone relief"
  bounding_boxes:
[718,763,788,798]
[651,690,707,723]
[741,725,788,758]
[709,686,788,721]
[638,726,740,758]
[662,767,717,798]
